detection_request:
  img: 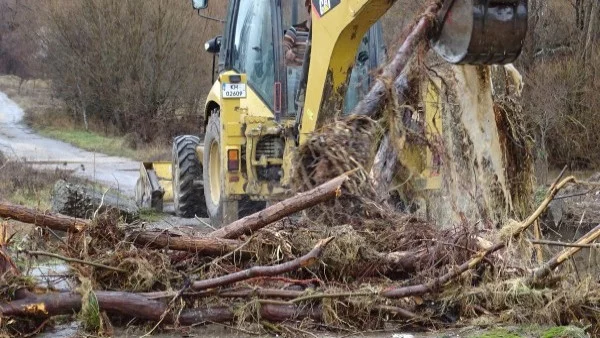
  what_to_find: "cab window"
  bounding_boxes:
[231,0,275,108]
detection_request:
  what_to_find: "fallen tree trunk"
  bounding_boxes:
[0,201,89,232]
[209,174,349,239]
[51,180,139,222]
[191,237,334,291]
[129,231,244,255]
[0,291,322,325]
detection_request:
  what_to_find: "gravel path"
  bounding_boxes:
[0,91,139,196]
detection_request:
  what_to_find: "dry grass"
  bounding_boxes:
[62,213,176,292]
[0,152,71,209]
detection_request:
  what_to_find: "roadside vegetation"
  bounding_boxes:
[0,76,170,161]
[0,151,69,209]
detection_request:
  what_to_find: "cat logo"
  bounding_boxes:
[312,0,340,17]
[320,0,331,14]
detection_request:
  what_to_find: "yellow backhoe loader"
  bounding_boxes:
[136,0,528,226]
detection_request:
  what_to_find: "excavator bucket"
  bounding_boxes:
[431,0,528,65]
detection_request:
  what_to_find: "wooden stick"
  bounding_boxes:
[0,201,89,232]
[0,291,322,325]
[534,220,544,264]
[512,176,576,237]
[380,176,579,299]
[530,223,600,283]
[374,305,418,319]
[190,237,334,291]
[0,221,19,276]
[129,231,244,256]
[380,242,505,298]
[23,250,126,273]
[209,174,349,239]
[530,239,600,249]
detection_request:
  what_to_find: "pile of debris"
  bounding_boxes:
[0,162,599,336]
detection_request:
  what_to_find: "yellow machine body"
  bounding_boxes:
[136,0,527,224]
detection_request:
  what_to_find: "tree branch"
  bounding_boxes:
[209,174,349,239]
[191,237,334,291]
[0,201,89,233]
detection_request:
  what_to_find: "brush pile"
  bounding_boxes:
[0,153,599,336]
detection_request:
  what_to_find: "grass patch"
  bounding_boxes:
[139,208,166,222]
[465,326,588,338]
[541,326,587,338]
[39,128,137,159]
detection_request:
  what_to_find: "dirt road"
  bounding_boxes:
[0,91,139,196]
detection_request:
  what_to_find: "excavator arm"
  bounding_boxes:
[298,0,528,142]
[299,0,394,143]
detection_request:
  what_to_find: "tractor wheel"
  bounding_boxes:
[203,111,238,227]
[172,135,207,218]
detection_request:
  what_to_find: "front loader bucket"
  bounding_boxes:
[135,162,173,212]
[431,0,528,65]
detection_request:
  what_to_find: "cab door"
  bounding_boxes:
[220,0,283,116]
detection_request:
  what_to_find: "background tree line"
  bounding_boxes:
[0,0,599,176]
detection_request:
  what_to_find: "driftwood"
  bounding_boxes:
[209,174,349,239]
[530,223,600,283]
[129,230,244,256]
[381,176,580,298]
[0,240,332,324]
[369,75,412,200]
[52,180,139,222]
[0,201,89,232]
[191,237,334,291]
[0,291,322,325]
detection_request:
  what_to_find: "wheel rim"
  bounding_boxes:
[209,140,221,205]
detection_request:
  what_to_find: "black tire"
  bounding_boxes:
[203,111,239,226]
[172,135,207,218]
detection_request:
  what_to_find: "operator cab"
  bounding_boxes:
[199,0,386,123]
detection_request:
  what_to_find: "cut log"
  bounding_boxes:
[128,230,244,255]
[209,174,349,239]
[0,201,89,232]
[51,180,139,222]
[0,291,322,325]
